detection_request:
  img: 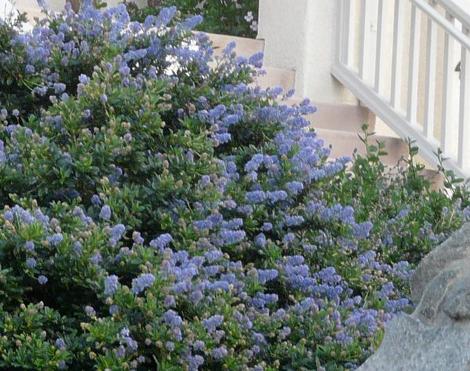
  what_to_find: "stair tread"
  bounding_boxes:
[205,32,265,57]
[314,127,408,166]
[5,1,47,22]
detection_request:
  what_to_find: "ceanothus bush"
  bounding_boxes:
[0,2,469,370]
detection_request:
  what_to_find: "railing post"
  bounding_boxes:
[441,12,459,157]
[391,0,405,108]
[424,2,438,139]
[358,0,367,78]
[458,28,470,171]
[407,4,422,125]
[339,0,352,66]
[374,0,384,93]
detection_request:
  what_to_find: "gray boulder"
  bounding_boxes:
[359,223,470,371]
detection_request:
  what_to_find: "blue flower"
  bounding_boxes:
[36,0,47,9]
[54,83,66,94]
[164,295,176,308]
[99,205,112,220]
[246,190,266,204]
[193,219,212,231]
[73,241,83,255]
[132,231,144,245]
[202,315,224,332]
[100,94,108,103]
[109,224,126,246]
[37,275,48,285]
[25,65,35,74]
[156,6,177,27]
[55,338,66,350]
[165,341,175,351]
[188,354,204,369]
[285,215,305,227]
[104,275,119,296]
[120,327,138,351]
[163,309,183,328]
[283,233,295,244]
[119,65,130,76]
[261,222,273,232]
[204,249,223,263]
[24,241,35,252]
[252,293,278,309]
[85,305,96,317]
[180,15,203,30]
[352,221,373,239]
[48,233,64,246]
[78,74,90,84]
[219,230,245,245]
[89,252,102,265]
[149,233,173,250]
[213,133,231,144]
[131,273,155,294]
[286,181,304,195]
[211,346,228,360]
[257,269,278,284]
[26,258,37,269]
[254,233,266,248]
[106,303,118,315]
[267,190,288,203]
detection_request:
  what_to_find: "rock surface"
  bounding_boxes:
[359,223,470,371]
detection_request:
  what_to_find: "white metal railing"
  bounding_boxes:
[333,0,470,179]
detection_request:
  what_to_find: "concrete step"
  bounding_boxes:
[255,66,296,91]
[206,33,265,58]
[316,128,408,166]
[287,98,376,132]
[420,169,445,191]
[10,2,45,22]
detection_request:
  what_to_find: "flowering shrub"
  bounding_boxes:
[126,0,259,38]
[0,2,469,370]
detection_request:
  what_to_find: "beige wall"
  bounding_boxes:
[258,0,356,104]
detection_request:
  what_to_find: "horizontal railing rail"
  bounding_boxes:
[333,0,470,179]
[436,0,470,29]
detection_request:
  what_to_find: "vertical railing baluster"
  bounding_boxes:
[424,13,438,139]
[441,12,458,157]
[458,28,470,171]
[374,0,384,92]
[407,4,421,124]
[391,0,404,107]
[336,0,344,63]
[340,0,352,66]
[359,0,367,78]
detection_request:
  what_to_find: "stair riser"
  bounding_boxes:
[286,98,376,133]
[306,105,375,133]
[254,67,296,91]
[420,170,445,191]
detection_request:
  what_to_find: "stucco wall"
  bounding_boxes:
[258,0,356,104]
[0,0,15,18]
